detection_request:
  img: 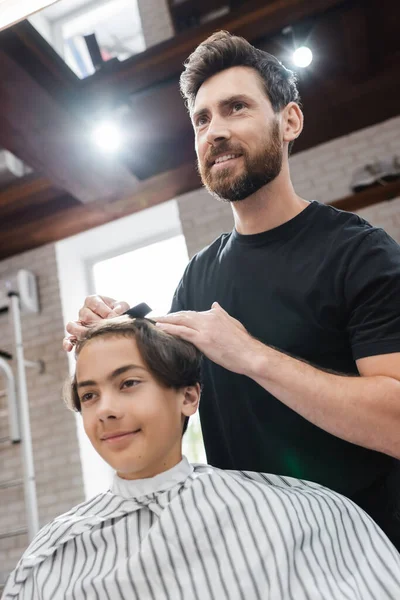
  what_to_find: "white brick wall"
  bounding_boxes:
[177,187,234,258]
[0,244,84,584]
[138,0,174,49]
[357,197,400,243]
[290,116,400,203]
[177,115,400,256]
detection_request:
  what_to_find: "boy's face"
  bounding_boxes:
[76,335,199,480]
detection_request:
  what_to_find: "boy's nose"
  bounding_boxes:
[97,395,124,421]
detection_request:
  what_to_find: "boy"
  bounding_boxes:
[5,317,400,599]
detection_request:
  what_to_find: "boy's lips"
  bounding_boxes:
[101,429,141,443]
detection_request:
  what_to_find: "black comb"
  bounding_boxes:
[123,303,152,319]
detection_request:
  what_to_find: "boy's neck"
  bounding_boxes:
[112,456,192,499]
[117,450,184,481]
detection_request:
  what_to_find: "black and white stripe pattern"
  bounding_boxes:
[3,459,400,599]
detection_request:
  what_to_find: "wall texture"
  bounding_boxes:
[0,244,84,585]
[177,115,400,257]
[357,197,400,244]
[290,115,400,204]
[138,0,174,49]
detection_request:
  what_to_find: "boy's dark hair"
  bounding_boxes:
[180,30,301,154]
[63,317,203,435]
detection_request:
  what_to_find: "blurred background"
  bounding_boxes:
[0,0,399,590]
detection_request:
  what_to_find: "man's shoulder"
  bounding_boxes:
[309,201,398,260]
[312,201,374,239]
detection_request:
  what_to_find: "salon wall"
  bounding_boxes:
[138,0,174,49]
[0,244,84,585]
[177,114,400,256]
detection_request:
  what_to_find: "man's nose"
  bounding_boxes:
[205,117,231,145]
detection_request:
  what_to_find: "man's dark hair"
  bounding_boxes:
[63,316,203,435]
[180,30,301,154]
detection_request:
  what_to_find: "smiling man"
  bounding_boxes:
[193,71,289,205]
[6,317,400,599]
[65,31,400,550]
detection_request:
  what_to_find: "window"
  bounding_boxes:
[92,234,207,464]
[33,0,145,79]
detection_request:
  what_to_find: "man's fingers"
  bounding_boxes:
[78,307,102,324]
[64,295,130,353]
[155,322,196,341]
[79,295,117,320]
[63,336,77,352]
[108,301,130,318]
[155,310,197,324]
[98,295,119,309]
[66,321,89,339]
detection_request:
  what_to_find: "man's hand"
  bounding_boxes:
[155,302,261,376]
[63,295,129,352]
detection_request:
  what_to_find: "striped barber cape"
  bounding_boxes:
[4,458,400,599]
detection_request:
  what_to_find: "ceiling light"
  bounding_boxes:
[92,122,123,153]
[0,0,59,32]
[292,46,313,68]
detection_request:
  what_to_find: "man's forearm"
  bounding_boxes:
[246,341,400,458]
[154,304,400,457]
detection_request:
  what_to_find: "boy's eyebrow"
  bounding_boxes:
[77,364,147,389]
[192,94,253,122]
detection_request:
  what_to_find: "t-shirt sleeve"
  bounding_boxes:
[344,228,400,360]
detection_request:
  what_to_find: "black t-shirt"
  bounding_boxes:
[171,201,400,496]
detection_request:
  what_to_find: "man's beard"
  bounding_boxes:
[198,120,283,202]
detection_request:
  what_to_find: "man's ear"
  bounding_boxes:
[282,102,303,145]
[181,383,201,417]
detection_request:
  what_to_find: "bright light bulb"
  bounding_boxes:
[293,46,313,68]
[92,122,123,152]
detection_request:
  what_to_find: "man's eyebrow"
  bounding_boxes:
[192,94,253,122]
[77,364,147,389]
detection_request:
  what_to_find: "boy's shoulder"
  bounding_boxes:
[29,489,141,555]
[3,491,134,596]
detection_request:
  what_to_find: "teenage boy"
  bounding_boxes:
[9,317,400,599]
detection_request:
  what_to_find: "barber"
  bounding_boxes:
[64,32,400,549]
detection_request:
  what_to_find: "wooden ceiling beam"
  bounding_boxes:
[0,176,63,222]
[339,0,371,81]
[0,175,53,209]
[330,179,400,213]
[0,162,201,259]
[0,20,78,92]
[0,48,138,205]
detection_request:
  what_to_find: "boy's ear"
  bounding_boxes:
[181,383,201,417]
